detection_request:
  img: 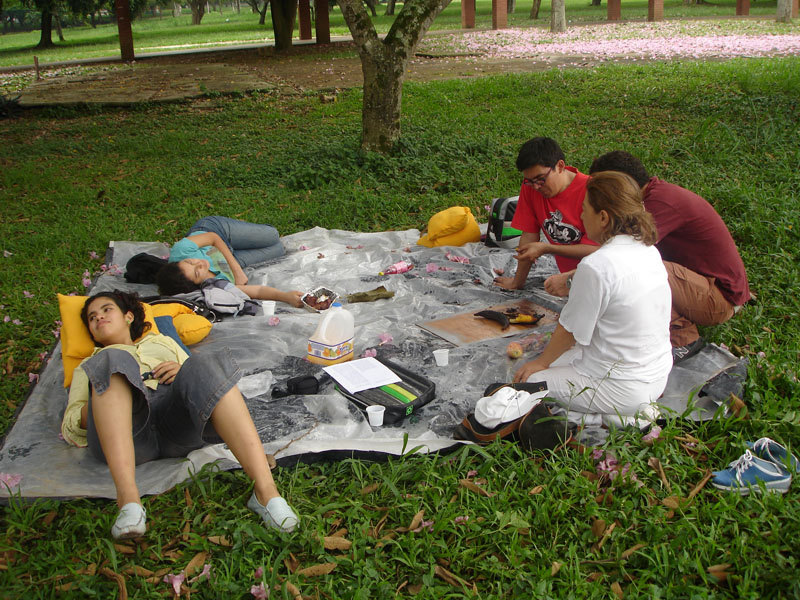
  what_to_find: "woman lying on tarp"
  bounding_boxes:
[60,290,299,540]
[156,216,304,307]
[513,171,673,428]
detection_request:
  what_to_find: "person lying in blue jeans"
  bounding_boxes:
[61,290,300,539]
[156,216,303,307]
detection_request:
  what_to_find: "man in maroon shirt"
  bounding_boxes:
[546,151,752,361]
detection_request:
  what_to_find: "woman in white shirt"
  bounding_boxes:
[513,171,672,427]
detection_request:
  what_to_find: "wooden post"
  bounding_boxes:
[607,0,620,20]
[33,55,40,80]
[314,0,330,44]
[647,0,663,21]
[462,0,476,28]
[114,0,135,62]
[736,0,750,15]
[492,0,508,29]
[298,0,312,40]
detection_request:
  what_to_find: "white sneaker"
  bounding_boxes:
[247,493,299,532]
[111,502,146,540]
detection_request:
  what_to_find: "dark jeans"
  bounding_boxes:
[83,347,241,465]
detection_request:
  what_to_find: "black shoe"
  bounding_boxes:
[672,338,705,364]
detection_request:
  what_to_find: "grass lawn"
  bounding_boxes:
[1,54,799,597]
[0,0,784,67]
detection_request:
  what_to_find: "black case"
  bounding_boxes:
[335,357,436,425]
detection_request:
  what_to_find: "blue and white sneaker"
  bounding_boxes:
[746,437,799,474]
[711,450,792,495]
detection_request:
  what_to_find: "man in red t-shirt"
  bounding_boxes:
[546,151,752,359]
[493,137,598,291]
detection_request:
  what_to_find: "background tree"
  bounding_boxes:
[269,0,296,49]
[337,0,452,152]
[550,0,565,31]
[187,0,205,23]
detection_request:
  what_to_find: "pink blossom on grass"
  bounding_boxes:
[2,250,12,258]
[254,566,264,579]
[88,251,99,260]
[189,564,212,583]
[3,316,8,323]
[378,333,393,345]
[11,319,21,325]
[466,469,478,478]
[28,373,39,383]
[412,519,434,533]
[642,425,662,445]
[267,317,280,327]
[591,448,604,460]
[0,473,22,489]
[250,582,269,599]
[155,229,165,235]
[163,572,186,595]
[453,515,470,524]
[23,290,34,298]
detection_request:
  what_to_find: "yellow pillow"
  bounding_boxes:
[151,303,213,346]
[57,294,159,388]
[417,206,481,248]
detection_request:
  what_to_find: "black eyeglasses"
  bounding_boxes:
[522,166,553,188]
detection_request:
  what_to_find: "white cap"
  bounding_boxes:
[474,387,548,428]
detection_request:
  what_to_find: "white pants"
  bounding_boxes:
[526,348,668,428]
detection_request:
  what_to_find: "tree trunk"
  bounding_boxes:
[337,0,452,152]
[529,0,540,18]
[37,7,54,48]
[507,0,515,13]
[364,0,378,16]
[550,0,566,32]
[189,0,206,23]
[259,0,270,24]
[172,2,182,16]
[271,0,297,50]
[591,0,601,5]
[776,0,792,21]
[53,9,65,41]
[384,0,396,15]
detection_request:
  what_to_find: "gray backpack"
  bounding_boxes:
[200,279,259,316]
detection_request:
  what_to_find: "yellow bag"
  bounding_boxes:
[417,206,481,248]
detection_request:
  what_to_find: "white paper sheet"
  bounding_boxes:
[323,357,402,394]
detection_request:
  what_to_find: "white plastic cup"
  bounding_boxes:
[366,405,385,427]
[433,349,449,366]
[262,300,276,316]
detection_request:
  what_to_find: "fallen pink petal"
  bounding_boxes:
[0,473,22,489]
[362,348,377,358]
[12,319,21,325]
[88,251,99,260]
[23,290,34,298]
[253,566,264,579]
[163,572,186,595]
[189,564,212,583]
[28,373,39,383]
[267,317,280,327]
[298,245,310,251]
[454,515,469,524]
[642,425,662,444]
[250,582,269,599]
[426,263,438,273]
[412,519,434,533]
[378,333,393,345]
